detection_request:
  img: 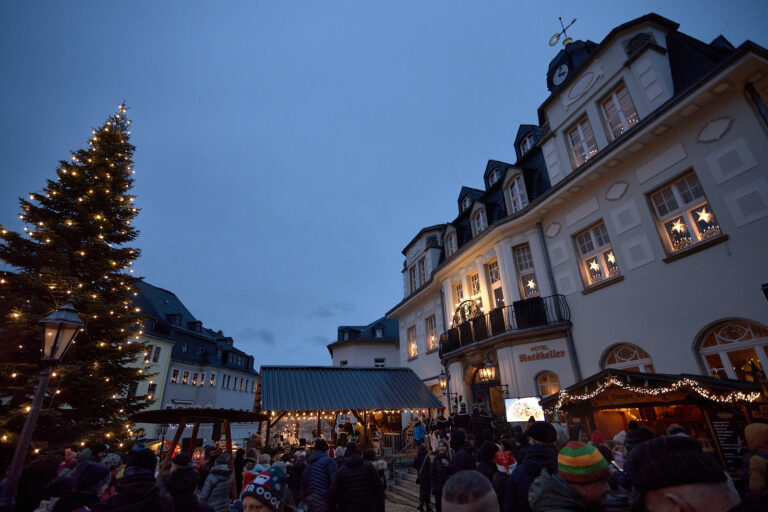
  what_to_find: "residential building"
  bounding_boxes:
[132,281,259,446]
[328,317,399,368]
[389,13,768,420]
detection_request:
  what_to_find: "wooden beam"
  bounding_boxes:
[224,419,233,465]
[268,412,286,429]
[187,421,200,456]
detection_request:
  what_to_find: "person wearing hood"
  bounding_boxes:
[198,445,223,489]
[450,430,476,474]
[745,422,768,507]
[301,438,337,512]
[503,421,558,512]
[363,449,387,512]
[528,442,611,512]
[51,461,110,512]
[287,452,307,505]
[413,444,433,512]
[329,442,379,512]
[93,448,172,512]
[476,441,500,483]
[199,452,234,512]
[166,466,215,512]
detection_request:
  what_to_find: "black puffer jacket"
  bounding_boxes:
[430,453,451,497]
[330,454,379,511]
[93,470,173,512]
[476,441,499,482]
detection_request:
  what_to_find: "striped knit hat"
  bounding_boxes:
[558,441,610,484]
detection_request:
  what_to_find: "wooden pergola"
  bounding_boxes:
[129,408,268,471]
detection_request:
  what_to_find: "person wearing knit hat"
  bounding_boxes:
[528,441,610,512]
[628,435,750,512]
[624,426,654,452]
[241,466,286,512]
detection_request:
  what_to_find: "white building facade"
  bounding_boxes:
[328,316,399,368]
[389,14,768,420]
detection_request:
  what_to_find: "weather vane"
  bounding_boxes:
[549,17,577,47]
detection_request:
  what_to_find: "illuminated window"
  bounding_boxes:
[446,232,457,257]
[650,172,722,254]
[486,260,504,308]
[209,373,216,386]
[574,221,620,287]
[469,273,481,298]
[473,209,487,235]
[698,320,768,381]
[513,244,539,299]
[426,315,438,352]
[601,83,639,140]
[192,373,198,386]
[170,369,179,383]
[418,258,426,286]
[601,344,654,373]
[508,174,529,213]
[408,326,418,359]
[537,371,560,397]
[200,373,205,386]
[453,281,464,308]
[567,116,598,168]
[152,346,161,363]
[182,371,190,385]
[147,383,157,398]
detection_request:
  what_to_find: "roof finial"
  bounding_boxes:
[549,17,577,48]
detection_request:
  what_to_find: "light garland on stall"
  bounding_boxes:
[545,376,762,413]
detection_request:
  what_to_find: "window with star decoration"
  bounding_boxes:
[574,221,620,287]
[513,243,540,299]
[650,172,721,254]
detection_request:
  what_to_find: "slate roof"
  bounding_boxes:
[259,366,442,412]
[328,316,399,355]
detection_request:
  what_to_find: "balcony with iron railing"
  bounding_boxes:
[439,294,570,357]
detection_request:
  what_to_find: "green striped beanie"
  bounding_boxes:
[558,441,609,483]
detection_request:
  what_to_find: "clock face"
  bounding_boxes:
[553,64,569,86]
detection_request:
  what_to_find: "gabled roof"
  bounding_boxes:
[457,186,484,203]
[328,316,399,355]
[401,224,446,255]
[259,366,442,412]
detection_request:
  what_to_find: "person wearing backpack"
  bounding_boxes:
[413,444,432,512]
[745,422,768,507]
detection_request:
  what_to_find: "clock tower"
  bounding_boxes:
[546,39,598,92]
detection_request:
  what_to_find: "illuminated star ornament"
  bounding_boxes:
[671,218,686,233]
[527,279,536,290]
[607,252,616,264]
[697,207,712,223]
[589,260,600,272]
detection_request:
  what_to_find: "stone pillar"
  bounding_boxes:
[495,239,521,303]
[527,230,553,297]
[448,361,467,406]
[474,257,492,314]
[496,346,520,398]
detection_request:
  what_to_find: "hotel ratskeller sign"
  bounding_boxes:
[519,344,566,362]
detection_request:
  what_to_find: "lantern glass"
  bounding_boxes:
[439,371,447,390]
[42,322,78,361]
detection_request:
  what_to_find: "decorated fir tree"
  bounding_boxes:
[0,104,150,456]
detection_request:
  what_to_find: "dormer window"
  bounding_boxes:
[473,209,487,235]
[446,232,457,257]
[567,116,598,168]
[520,134,535,156]
[601,83,639,141]
[489,168,502,186]
[461,195,472,211]
[508,175,529,213]
[374,327,383,338]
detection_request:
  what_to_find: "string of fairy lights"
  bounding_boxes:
[544,375,763,413]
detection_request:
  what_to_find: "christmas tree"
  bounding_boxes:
[0,104,150,457]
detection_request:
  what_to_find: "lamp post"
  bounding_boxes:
[439,369,458,404]
[0,297,83,510]
[158,423,169,458]
[477,359,496,383]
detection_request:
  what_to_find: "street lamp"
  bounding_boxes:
[439,369,457,404]
[477,359,496,383]
[0,297,83,510]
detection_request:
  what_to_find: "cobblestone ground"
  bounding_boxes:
[386,502,418,511]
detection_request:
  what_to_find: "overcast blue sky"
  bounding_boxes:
[1,1,766,367]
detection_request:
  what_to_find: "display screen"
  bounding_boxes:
[505,397,545,422]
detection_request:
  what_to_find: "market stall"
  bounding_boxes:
[540,369,767,480]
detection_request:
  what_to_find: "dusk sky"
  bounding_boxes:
[1,1,766,367]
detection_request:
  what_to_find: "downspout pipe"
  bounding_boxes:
[537,222,583,381]
[746,82,768,130]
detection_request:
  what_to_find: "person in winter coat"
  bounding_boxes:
[334,445,347,469]
[329,442,379,512]
[431,439,452,512]
[93,449,173,512]
[56,449,78,479]
[745,422,768,507]
[414,419,426,447]
[287,452,307,505]
[234,448,246,496]
[476,441,499,483]
[199,453,234,512]
[51,461,111,512]
[167,466,215,512]
[301,438,337,512]
[503,421,558,512]
[449,430,476,474]
[363,449,387,512]
[528,442,610,512]
[413,444,432,512]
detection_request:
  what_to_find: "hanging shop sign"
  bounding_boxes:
[704,407,749,476]
[590,388,689,406]
[518,344,566,363]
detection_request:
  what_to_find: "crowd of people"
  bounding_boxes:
[7,410,768,512]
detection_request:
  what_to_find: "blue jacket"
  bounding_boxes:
[301,451,338,512]
[503,444,558,512]
[414,423,426,441]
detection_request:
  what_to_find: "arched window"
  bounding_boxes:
[445,232,457,257]
[536,371,560,397]
[508,175,529,213]
[697,320,768,381]
[601,343,654,372]
[473,209,487,235]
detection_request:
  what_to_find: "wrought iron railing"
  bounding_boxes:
[439,294,570,357]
